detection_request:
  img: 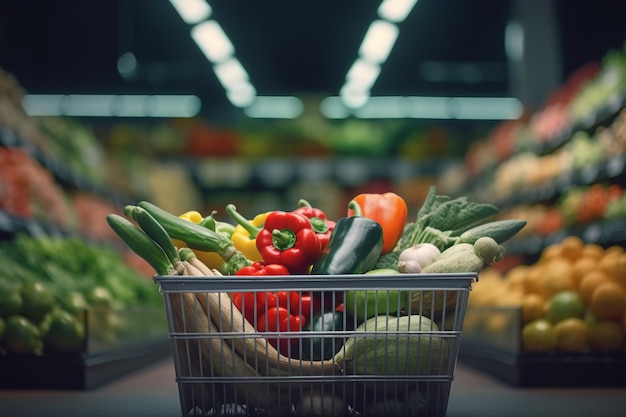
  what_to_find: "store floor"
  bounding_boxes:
[1,357,625,417]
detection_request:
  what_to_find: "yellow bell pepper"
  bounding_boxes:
[174,210,225,270]
[226,204,271,262]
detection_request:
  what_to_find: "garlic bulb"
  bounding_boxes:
[397,243,441,273]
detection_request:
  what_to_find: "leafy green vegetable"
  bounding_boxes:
[401,186,501,251]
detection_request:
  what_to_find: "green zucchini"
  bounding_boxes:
[106,214,175,276]
[129,206,181,267]
[456,219,527,245]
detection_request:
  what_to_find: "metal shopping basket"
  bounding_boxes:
[154,272,477,417]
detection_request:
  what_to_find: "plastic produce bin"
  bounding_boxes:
[154,273,477,417]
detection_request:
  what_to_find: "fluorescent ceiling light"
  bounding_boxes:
[214,57,249,89]
[354,96,405,118]
[406,96,449,119]
[448,97,523,120]
[169,0,212,24]
[226,81,257,107]
[377,0,418,23]
[505,21,524,61]
[320,97,351,119]
[244,96,304,119]
[358,20,399,64]
[346,58,381,91]
[191,20,235,63]
[340,83,370,109]
[22,94,201,118]
[318,96,523,120]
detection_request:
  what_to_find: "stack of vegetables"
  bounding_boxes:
[106,186,526,415]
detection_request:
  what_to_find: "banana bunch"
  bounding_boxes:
[106,204,339,412]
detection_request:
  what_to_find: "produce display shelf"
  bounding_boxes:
[458,344,626,387]
[0,337,172,390]
[459,306,626,387]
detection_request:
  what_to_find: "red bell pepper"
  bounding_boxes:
[293,199,336,249]
[256,306,306,353]
[256,211,323,274]
[232,262,289,322]
[347,192,408,254]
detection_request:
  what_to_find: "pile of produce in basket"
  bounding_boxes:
[106,186,526,416]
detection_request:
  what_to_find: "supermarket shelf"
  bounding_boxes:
[504,218,626,255]
[489,153,626,209]
[0,337,172,390]
[182,155,457,192]
[0,126,137,206]
[459,343,626,387]
[532,93,625,156]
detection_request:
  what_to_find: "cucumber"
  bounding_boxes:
[129,206,181,267]
[106,214,175,276]
[137,201,235,258]
[137,201,251,275]
[456,219,527,245]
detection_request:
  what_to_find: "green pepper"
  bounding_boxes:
[311,202,383,275]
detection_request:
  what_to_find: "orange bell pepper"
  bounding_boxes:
[347,192,408,254]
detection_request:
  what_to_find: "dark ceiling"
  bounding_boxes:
[0,0,625,123]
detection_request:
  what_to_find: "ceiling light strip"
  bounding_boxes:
[168,0,212,24]
[339,1,418,109]
[172,1,258,108]
[320,96,523,120]
[22,94,202,118]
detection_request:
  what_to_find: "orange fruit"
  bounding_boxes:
[559,235,584,262]
[590,281,626,321]
[571,256,598,289]
[604,245,625,257]
[581,243,605,260]
[539,243,562,263]
[598,252,621,279]
[523,264,545,295]
[579,270,610,305]
[609,253,626,289]
[522,318,557,353]
[588,320,625,353]
[521,293,547,324]
[505,265,528,294]
[546,290,586,324]
[554,317,589,353]
[540,258,575,298]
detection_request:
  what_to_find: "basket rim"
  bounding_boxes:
[153,272,478,292]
